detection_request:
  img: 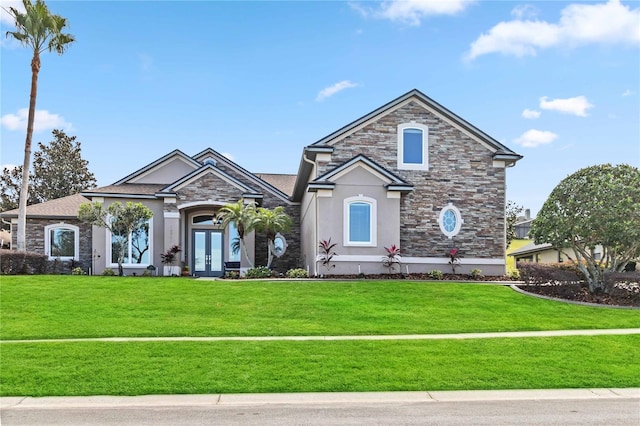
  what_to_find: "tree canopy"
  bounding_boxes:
[506,200,523,247]
[530,163,640,293]
[78,202,153,276]
[0,130,96,212]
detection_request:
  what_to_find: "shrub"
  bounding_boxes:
[517,262,582,286]
[71,267,85,275]
[245,266,272,279]
[225,270,240,279]
[429,270,443,280]
[509,269,521,280]
[285,268,308,278]
[469,268,484,280]
[0,250,48,274]
[142,269,152,277]
[101,268,115,276]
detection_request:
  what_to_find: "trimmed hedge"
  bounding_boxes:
[517,261,583,285]
[1,249,48,275]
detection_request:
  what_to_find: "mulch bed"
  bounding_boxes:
[517,283,640,307]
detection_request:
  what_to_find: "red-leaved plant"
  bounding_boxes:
[448,248,461,274]
[318,238,337,272]
[382,244,402,273]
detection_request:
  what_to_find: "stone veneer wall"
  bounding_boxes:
[211,163,302,273]
[174,171,302,273]
[11,218,93,273]
[316,100,506,259]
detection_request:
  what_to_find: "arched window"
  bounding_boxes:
[44,223,79,260]
[344,195,377,246]
[398,123,429,170]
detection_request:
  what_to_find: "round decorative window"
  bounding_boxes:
[273,233,287,257]
[438,203,463,238]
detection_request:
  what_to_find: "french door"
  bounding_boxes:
[192,230,224,277]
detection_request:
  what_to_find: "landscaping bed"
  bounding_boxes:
[518,282,640,307]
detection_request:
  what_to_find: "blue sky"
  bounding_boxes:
[1,0,638,216]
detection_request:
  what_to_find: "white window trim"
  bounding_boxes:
[397,122,429,171]
[107,218,153,267]
[44,223,80,261]
[438,203,463,239]
[343,195,377,247]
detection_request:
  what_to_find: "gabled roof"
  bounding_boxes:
[162,164,261,198]
[0,193,89,218]
[113,150,201,185]
[310,89,522,162]
[292,89,522,200]
[308,154,413,193]
[193,148,293,203]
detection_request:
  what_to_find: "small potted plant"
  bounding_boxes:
[182,265,190,276]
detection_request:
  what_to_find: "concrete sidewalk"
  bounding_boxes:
[2,388,639,409]
[2,328,639,344]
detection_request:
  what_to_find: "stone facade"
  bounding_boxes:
[211,162,302,273]
[316,100,506,260]
[11,218,93,273]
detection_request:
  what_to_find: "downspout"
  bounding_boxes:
[302,153,319,276]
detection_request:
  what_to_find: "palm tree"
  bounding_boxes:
[5,0,75,251]
[255,206,292,268]
[217,200,258,268]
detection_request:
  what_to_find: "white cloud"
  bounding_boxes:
[316,80,359,102]
[511,4,539,20]
[522,109,541,119]
[539,96,593,117]
[139,53,153,72]
[0,0,25,26]
[622,89,634,96]
[514,129,558,148]
[1,108,73,133]
[466,0,640,60]
[351,0,474,26]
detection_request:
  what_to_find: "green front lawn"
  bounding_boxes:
[2,335,638,396]
[1,276,639,340]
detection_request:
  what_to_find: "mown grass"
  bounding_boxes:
[1,276,639,340]
[1,335,638,396]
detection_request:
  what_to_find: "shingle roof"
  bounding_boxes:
[508,242,553,256]
[254,173,297,197]
[82,184,167,197]
[0,193,89,218]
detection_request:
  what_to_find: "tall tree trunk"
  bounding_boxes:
[16,52,41,252]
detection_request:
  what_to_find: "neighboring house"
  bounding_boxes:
[509,242,603,264]
[514,209,533,239]
[1,89,522,276]
[0,229,10,249]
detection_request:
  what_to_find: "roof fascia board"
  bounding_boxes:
[113,150,200,185]
[81,192,158,200]
[316,155,409,185]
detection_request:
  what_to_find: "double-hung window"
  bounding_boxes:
[344,195,377,246]
[45,224,79,260]
[398,123,429,170]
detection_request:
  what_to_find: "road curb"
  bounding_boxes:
[2,388,639,409]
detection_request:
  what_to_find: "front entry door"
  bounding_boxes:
[192,230,224,277]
